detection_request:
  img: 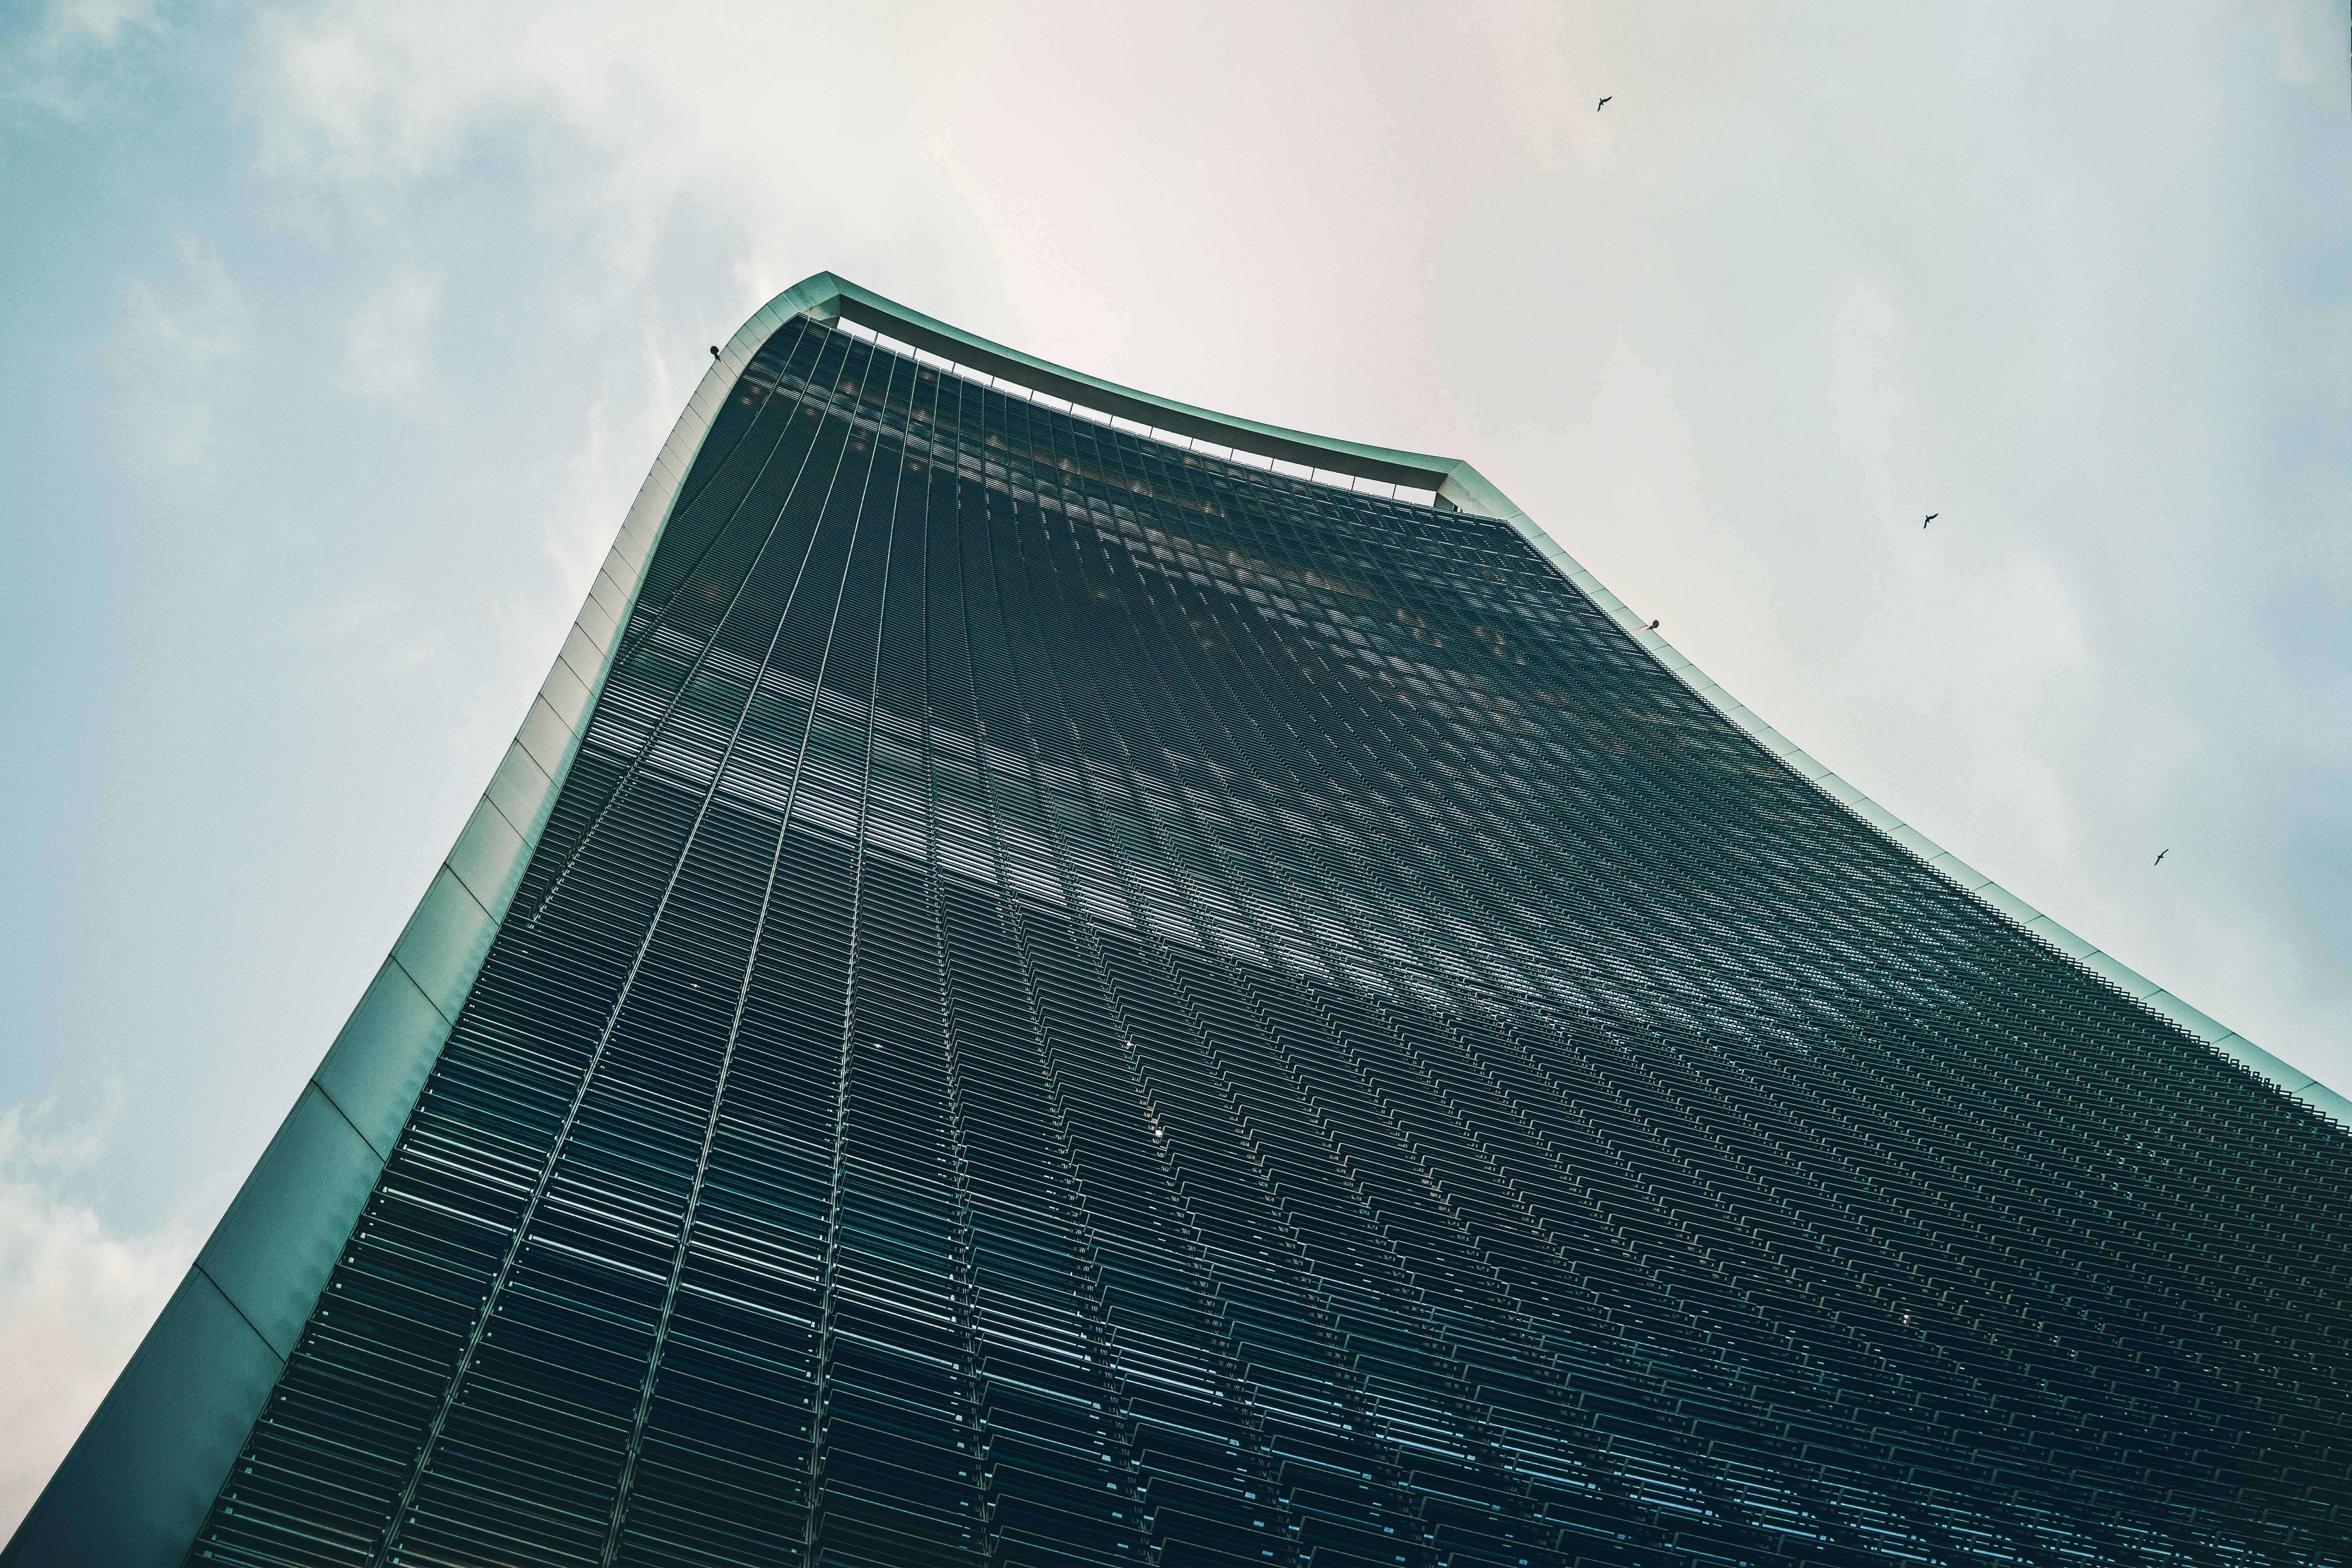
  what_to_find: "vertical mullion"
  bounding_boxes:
[366,330,889,1568]
[801,344,915,1558]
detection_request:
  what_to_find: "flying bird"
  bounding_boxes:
[2154,849,2169,867]
[1597,96,1612,110]
[1923,513,1938,528]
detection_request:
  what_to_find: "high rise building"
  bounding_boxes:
[9,274,2348,1568]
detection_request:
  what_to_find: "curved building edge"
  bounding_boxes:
[5,269,2339,1566]
[0,292,790,1565]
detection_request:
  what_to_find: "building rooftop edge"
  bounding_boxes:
[746,270,2349,1131]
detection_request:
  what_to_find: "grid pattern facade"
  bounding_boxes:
[192,316,2351,1568]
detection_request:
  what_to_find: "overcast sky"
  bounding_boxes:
[2,0,2346,1535]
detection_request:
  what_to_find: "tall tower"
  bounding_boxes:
[10,274,2348,1568]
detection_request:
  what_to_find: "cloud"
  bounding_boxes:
[345,267,441,412]
[291,582,446,678]
[116,237,247,480]
[0,1100,194,1542]
[2249,0,2350,107]
[0,1084,122,1174]
[290,582,399,642]
[263,5,540,184]
[0,0,163,118]
[0,1183,190,1541]
[40,0,161,51]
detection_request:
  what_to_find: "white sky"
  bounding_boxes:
[2,0,2347,1537]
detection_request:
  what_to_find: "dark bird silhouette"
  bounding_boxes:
[1923,513,1938,528]
[1597,96,1612,110]
[709,345,721,361]
[2154,849,2170,867]
[1645,618,1659,631]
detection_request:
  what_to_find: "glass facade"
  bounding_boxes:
[189,314,2349,1568]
